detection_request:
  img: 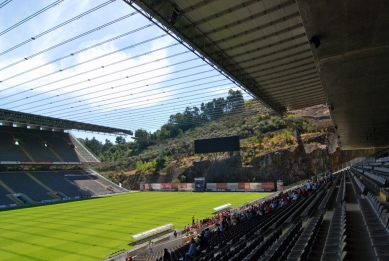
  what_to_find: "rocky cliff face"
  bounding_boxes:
[223,133,377,184]
[110,132,377,189]
[105,105,379,189]
[169,132,377,185]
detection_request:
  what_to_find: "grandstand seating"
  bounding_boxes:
[68,134,100,162]
[359,192,389,258]
[321,206,347,261]
[0,172,54,202]
[349,168,366,194]
[134,169,389,261]
[0,185,16,206]
[318,180,337,211]
[133,179,339,261]
[336,171,346,202]
[29,171,86,198]
[63,172,111,195]
[287,214,323,261]
[83,170,125,193]
[0,170,126,205]
[39,133,80,162]
[0,131,30,161]
[0,126,99,163]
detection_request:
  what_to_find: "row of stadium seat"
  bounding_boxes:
[0,170,126,206]
[359,192,389,259]
[134,181,330,261]
[349,168,366,194]
[0,126,99,162]
[321,206,347,261]
[336,171,346,203]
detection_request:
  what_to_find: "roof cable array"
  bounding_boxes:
[0,0,116,57]
[0,0,64,37]
[0,0,12,9]
[0,0,259,133]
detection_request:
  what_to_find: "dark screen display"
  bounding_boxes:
[194,136,240,154]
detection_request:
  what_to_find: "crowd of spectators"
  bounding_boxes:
[153,172,336,261]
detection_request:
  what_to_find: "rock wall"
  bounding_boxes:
[106,132,378,189]
[228,133,377,184]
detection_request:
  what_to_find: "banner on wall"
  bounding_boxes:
[227,183,238,191]
[249,183,263,191]
[238,182,250,190]
[277,181,284,191]
[207,183,217,191]
[262,182,275,191]
[171,183,187,189]
[160,183,171,190]
[216,183,227,191]
[145,182,276,192]
[151,183,161,190]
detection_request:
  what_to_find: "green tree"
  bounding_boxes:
[102,139,114,153]
[80,137,103,156]
[134,129,150,150]
[226,89,244,113]
[115,136,126,144]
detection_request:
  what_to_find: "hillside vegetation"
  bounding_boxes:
[79,90,331,188]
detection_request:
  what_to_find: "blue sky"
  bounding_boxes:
[0,0,252,143]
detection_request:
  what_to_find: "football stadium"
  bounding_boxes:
[1,0,389,261]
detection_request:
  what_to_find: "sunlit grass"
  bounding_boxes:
[0,192,270,261]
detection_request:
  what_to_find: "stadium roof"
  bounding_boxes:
[125,0,324,115]
[127,0,389,149]
[0,108,133,135]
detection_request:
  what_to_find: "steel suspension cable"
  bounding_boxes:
[0,0,116,57]
[48,87,247,123]
[47,81,231,118]
[0,36,173,100]
[4,51,197,110]
[0,24,153,82]
[19,62,207,113]
[86,107,256,130]
[79,95,255,127]
[113,108,260,129]
[0,11,143,76]
[0,0,64,37]
[0,0,11,8]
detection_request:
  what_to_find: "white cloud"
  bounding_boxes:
[0,0,176,116]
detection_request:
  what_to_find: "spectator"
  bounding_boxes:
[148,240,153,253]
[163,248,171,261]
[306,180,312,192]
[195,234,202,245]
[173,230,177,238]
[184,238,196,261]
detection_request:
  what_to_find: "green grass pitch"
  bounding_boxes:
[0,191,271,261]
